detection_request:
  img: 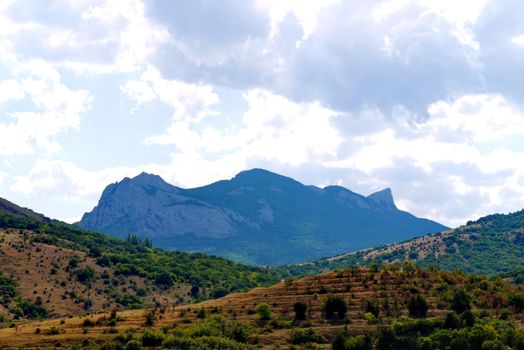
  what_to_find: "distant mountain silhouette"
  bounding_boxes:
[77,169,447,265]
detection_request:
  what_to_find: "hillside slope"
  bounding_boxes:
[0,197,49,223]
[295,209,524,277]
[0,206,283,322]
[77,169,447,265]
[2,267,523,349]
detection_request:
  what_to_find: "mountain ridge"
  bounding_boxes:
[291,208,524,278]
[77,169,447,265]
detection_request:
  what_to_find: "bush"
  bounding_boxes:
[451,290,471,314]
[332,332,346,350]
[197,307,206,319]
[293,301,308,320]
[255,303,272,320]
[444,312,460,329]
[324,296,347,319]
[14,299,48,319]
[144,310,155,326]
[154,272,174,287]
[212,287,229,299]
[290,328,326,345]
[141,329,164,346]
[481,340,505,350]
[75,267,95,284]
[125,340,142,350]
[450,336,470,350]
[364,300,380,318]
[344,334,372,350]
[461,310,475,327]
[408,294,429,318]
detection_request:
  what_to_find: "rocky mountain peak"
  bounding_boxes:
[367,188,396,209]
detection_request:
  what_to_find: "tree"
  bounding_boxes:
[450,336,470,350]
[255,303,272,320]
[444,312,460,329]
[407,294,428,318]
[325,296,347,319]
[461,310,475,327]
[154,272,174,287]
[376,327,396,350]
[197,307,206,319]
[344,334,373,350]
[75,267,95,284]
[293,301,308,320]
[365,299,380,318]
[452,290,471,314]
[332,332,346,350]
[190,285,200,298]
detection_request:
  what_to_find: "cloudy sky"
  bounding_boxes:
[0,0,523,227]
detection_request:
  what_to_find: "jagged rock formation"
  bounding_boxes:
[77,169,447,265]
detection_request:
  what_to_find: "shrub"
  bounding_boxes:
[365,300,380,318]
[345,334,373,350]
[212,287,229,299]
[255,303,272,320]
[444,312,460,329]
[407,294,429,318]
[324,296,347,319]
[141,329,164,346]
[75,267,95,284]
[332,332,346,350]
[290,328,326,345]
[450,336,470,350]
[451,290,471,314]
[461,310,475,327]
[154,272,174,287]
[144,310,155,326]
[293,301,308,320]
[197,307,206,319]
[125,340,142,350]
[481,340,505,350]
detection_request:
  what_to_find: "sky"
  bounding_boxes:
[0,0,523,227]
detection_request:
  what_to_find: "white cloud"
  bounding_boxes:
[121,65,219,124]
[0,0,170,74]
[512,34,524,47]
[122,86,342,187]
[0,60,91,155]
[0,171,7,186]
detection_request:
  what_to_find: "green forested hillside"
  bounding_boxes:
[292,209,524,278]
[0,214,282,300]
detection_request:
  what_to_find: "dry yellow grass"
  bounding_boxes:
[3,267,520,349]
[0,228,189,318]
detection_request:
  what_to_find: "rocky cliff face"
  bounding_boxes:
[77,169,447,265]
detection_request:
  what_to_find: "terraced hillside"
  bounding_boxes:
[2,267,524,349]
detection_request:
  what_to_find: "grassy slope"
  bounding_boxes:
[1,267,524,349]
[0,214,283,322]
[289,209,524,278]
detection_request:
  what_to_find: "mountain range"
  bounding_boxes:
[77,169,447,265]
